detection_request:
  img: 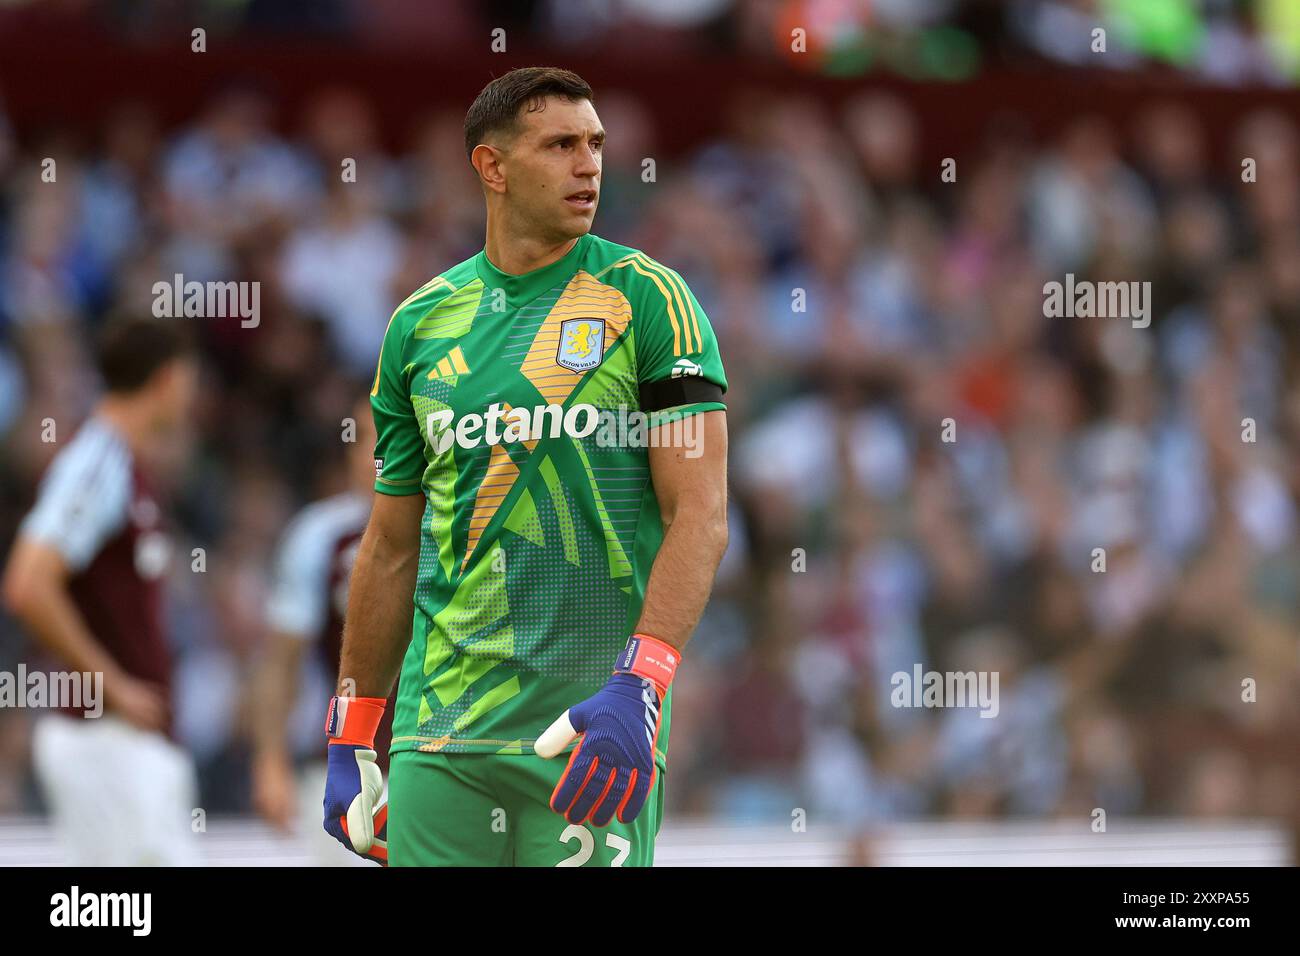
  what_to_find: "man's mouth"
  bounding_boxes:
[565,190,596,209]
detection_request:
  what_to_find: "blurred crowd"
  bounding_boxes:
[0,74,1298,846]
[8,0,1300,83]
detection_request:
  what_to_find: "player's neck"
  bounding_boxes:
[483,221,579,276]
[96,397,154,457]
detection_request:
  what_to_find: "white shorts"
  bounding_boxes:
[31,713,200,866]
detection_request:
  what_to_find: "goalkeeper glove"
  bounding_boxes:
[323,695,389,865]
[534,633,680,827]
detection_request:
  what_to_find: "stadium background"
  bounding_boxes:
[0,0,1298,865]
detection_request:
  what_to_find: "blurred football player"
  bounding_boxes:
[2,315,200,866]
[251,396,390,865]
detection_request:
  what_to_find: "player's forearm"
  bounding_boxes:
[9,585,122,678]
[335,521,419,699]
[253,633,304,757]
[633,502,728,651]
[3,556,122,678]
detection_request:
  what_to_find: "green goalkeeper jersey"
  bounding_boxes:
[369,232,727,762]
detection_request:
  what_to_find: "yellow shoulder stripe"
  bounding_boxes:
[602,254,698,356]
[631,253,702,355]
[371,276,458,397]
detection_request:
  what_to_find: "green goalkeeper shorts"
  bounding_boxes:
[386,750,665,867]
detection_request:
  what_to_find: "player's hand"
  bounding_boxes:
[536,673,662,826]
[322,696,389,865]
[252,749,297,833]
[105,672,169,732]
[535,634,680,827]
[323,744,388,864]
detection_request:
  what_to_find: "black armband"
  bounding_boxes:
[638,377,725,412]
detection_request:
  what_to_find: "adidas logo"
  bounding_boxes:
[427,346,470,381]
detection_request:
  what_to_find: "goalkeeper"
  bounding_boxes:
[323,66,729,867]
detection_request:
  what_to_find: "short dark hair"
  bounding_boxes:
[96,315,190,393]
[464,67,593,161]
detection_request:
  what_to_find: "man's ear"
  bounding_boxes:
[143,358,187,409]
[147,359,177,396]
[472,143,507,195]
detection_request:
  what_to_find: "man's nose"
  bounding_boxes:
[574,145,600,175]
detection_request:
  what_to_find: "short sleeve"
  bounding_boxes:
[264,511,332,639]
[20,428,131,572]
[632,261,728,427]
[370,311,425,495]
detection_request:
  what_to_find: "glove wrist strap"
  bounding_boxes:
[614,633,680,695]
[325,695,386,747]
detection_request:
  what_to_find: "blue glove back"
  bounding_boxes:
[549,673,662,827]
[323,742,387,864]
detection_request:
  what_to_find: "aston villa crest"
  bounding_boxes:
[556,317,605,372]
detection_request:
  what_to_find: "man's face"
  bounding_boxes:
[500,96,603,240]
[150,358,199,432]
